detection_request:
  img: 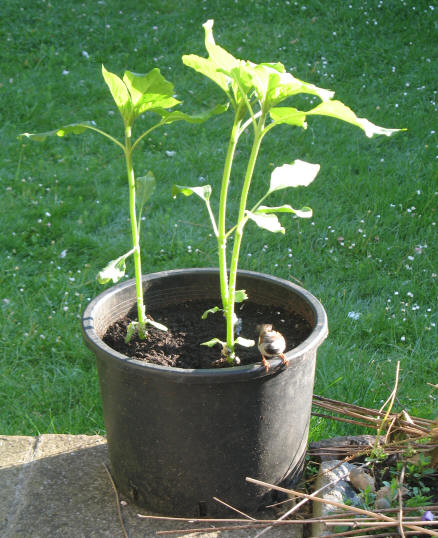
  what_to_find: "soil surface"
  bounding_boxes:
[103,299,312,369]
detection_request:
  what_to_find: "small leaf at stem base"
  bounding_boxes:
[201,306,223,319]
[234,290,248,303]
[235,337,255,348]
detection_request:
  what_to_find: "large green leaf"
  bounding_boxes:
[122,69,180,119]
[203,20,238,71]
[172,184,212,202]
[182,20,241,99]
[269,107,307,128]
[307,100,403,138]
[269,161,320,192]
[135,94,181,116]
[182,54,231,95]
[267,72,334,107]
[19,121,96,141]
[102,65,133,123]
[123,68,174,106]
[246,210,285,234]
[155,103,228,125]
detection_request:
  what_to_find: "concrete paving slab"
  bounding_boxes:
[0,435,302,537]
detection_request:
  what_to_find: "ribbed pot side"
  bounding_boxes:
[82,268,328,517]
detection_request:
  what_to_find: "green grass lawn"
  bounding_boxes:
[1,0,436,437]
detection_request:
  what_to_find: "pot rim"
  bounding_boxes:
[82,268,328,382]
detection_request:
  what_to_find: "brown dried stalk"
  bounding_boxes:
[246,477,438,537]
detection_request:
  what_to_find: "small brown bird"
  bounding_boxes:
[257,324,287,372]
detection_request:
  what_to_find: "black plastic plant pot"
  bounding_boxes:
[82,268,328,517]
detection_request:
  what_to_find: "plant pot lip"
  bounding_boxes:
[82,268,328,382]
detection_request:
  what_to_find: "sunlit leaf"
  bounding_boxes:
[246,210,285,234]
[182,54,231,94]
[201,306,223,319]
[123,68,174,105]
[234,289,248,303]
[102,65,133,122]
[293,207,313,218]
[97,256,127,284]
[172,184,212,202]
[307,100,404,138]
[203,19,238,71]
[155,103,228,124]
[269,161,320,192]
[267,72,334,106]
[269,107,307,128]
[257,204,313,218]
[235,336,255,348]
[19,121,97,141]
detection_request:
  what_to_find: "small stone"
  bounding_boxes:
[375,484,409,509]
[349,467,376,493]
[375,496,391,510]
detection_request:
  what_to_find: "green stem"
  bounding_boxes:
[217,115,242,323]
[124,125,146,335]
[226,116,265,357]
[79,123,125,151]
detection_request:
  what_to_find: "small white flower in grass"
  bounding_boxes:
[400,336,406,342]
[62,70,69,75]
[407,292,414,298]
[40,334,46,339]
[348,311,361,320]
[82,51,90,59]
[165,150,176,157]
[60,249,67,258]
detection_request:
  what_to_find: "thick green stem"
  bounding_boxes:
[217,116,241,324]
[226,118,265,356]
[124,126,146,333]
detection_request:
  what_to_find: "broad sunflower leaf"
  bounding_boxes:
[307,100,404,138]
[269,161,320,193]
[102,65,133,122]
[246,210,285,234]
[269,107,307,128]
[155,103,228,124]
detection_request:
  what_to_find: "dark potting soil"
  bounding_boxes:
[103,299,313,369]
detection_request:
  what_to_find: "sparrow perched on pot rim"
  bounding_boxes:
[257,324,287,372]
